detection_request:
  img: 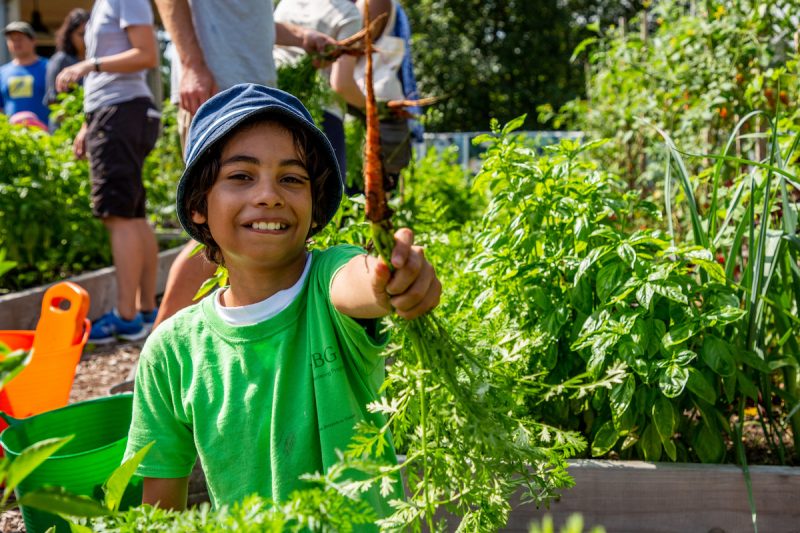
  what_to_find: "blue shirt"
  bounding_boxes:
[392,4,423,142]
[0,58,50,124]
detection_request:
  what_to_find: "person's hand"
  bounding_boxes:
[372,228,441,320]
[377,101,415,121]
[55,60,93,93]
[73,122,88,160]
[180,62,219,115]
[302,29,338,68]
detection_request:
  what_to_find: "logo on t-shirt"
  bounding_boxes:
[8,74,34,98]
[311,346,339,369]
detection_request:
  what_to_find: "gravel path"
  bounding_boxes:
[0,340,144,533]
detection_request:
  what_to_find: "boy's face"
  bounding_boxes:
[192,121,313,273]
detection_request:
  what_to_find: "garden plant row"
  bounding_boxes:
[1,0,799,530]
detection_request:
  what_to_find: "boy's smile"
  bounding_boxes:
[192,121,314,299]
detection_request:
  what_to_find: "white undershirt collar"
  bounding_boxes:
[214,254,313,326]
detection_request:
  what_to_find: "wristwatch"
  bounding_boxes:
[92,57,101,72]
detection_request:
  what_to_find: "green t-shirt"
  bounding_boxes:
[126,245,400,518]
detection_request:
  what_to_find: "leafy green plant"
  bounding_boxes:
[427,115,798,471]
[277,54,335,127]
[650,110,800,464]
[141,99,184,230]
[90,457,384,533]
[0,249,16,281]
[552,0,800,186]
[0,90,182,292]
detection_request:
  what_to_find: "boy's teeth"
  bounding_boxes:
[252,221,284,231]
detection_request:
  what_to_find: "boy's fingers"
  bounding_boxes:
[392,265,441,320]
[389,257,434,308]
[391,228,414,269]
[385,245,423,296]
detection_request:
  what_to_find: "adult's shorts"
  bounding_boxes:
[86,97,160,218]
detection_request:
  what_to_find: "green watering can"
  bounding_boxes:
[0,394,142,533]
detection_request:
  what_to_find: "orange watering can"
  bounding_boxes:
[0,282,90,434]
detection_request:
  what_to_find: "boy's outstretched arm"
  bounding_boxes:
[143,476,189,510]
[331,228,441,320]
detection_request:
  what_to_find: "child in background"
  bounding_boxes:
[125,84,441,519]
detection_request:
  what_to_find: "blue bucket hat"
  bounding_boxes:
[176,83,343,241]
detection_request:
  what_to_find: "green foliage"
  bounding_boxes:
[0,371,150,522]
[0,249,16,280]
[0,110,107,291]
[405,0,642,132]
[91,467,377,533]
[142,100,184,230]
[344,116,365,192]
[276,54,335,127]
[1,436,74,507]
[555,0,800,184]
[419,116,799,467]
[0,89,182,292]
[0,346,30,389]
[400,145,485,231]
[103,442,154,512]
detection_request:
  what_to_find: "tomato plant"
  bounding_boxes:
[549,0,800,188]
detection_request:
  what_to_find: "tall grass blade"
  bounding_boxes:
[709,110,763,238]
[713,178,747,249]
[640,118,708,248]
[664,151,675,246]
[746,118,778,352]
[725,187,751,281]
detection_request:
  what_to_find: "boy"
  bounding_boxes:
[125,84,440,518]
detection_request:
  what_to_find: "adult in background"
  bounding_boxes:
[149,0,338,330]
[1,21,49,125]
[44,8,89,107]
[273,0,366,178]
[56,0,161,344]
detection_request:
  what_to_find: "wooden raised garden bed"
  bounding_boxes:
[0,246,183,331]
[505,460,800,533]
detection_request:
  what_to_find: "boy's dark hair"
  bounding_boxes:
[55,9,89,57]
[184,115,332,265]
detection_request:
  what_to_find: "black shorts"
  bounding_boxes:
[86,97,160,218]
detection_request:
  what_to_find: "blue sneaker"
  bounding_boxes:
[140,307,159,332]
[89,310,147,344]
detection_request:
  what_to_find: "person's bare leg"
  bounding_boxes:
[151,240,217,330]
[103,216,144,321]
[136,219,159,313]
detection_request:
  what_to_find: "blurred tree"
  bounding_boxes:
[404,0,642,132]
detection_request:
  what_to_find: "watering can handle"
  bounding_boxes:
[34,282,91,351]
[0,411,19,427]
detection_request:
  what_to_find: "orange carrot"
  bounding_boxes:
[362,2,395,262]
[386,95,446,109]
[363,3,389,225]
[317,13,389,62]
[337,12,388,48]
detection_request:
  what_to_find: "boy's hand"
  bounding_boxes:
[373,228,441,320]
